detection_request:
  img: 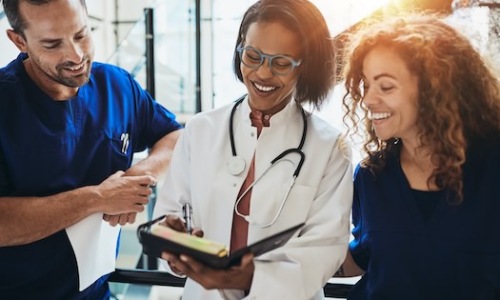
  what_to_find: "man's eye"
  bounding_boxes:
[44,44,59,49]
[75,34,87,41]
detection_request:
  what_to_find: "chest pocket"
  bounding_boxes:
[279,183,315,223]
[5,130,133,195]
[251,182,314,232]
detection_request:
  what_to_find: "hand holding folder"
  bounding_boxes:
[138,215,304,269]
[151,224,229,257]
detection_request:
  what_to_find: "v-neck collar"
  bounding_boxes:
[391,150,445,229]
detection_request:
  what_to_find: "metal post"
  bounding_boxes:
[145,8,156,99]
[195,0,202,113]
[143,7,158,270]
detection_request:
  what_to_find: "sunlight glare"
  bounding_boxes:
[351,0,394,19]
[311,0,395,36]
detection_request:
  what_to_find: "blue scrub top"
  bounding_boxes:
[349,136,500,300]
[0,53,183,299]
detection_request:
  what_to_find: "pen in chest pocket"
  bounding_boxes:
[120,133,129,154]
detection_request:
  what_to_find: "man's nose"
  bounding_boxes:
[65,42,84,64]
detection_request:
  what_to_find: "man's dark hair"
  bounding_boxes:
[2,0,87,35]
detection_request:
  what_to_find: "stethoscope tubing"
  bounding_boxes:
[229,95,308,227]
[229,95,307,175]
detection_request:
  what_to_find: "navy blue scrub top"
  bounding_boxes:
[349,136,500,300]
[0,53,183,299]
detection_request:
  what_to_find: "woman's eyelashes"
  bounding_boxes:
[380,85,394,93]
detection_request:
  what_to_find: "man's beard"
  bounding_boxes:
[52,58,92,88]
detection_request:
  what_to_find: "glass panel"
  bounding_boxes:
[107,1,197,118]
[107,2,196,298]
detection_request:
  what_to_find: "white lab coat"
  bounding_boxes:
[154,97,353,300]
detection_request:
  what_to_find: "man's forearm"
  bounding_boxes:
[0,186,100,246]
[126,129,182,179]
[0,170,157,246]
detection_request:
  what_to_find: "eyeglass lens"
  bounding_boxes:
[239,47,298,75]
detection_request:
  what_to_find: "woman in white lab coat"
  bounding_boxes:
[153,0,353,299]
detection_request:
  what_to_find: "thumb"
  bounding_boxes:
[240,253,254,267]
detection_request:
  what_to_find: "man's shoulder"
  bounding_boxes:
[90,61,130,79]
[0,57,22,85]
[0,70,19,86]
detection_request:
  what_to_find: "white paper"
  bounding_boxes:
[66,213,120,291]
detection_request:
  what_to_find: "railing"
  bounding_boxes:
[110,268,353,299]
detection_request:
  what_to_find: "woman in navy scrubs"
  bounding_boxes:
[338,14,500,300]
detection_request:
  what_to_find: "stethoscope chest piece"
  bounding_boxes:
[227,156,246,176]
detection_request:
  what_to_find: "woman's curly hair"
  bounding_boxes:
[342,13,500,202]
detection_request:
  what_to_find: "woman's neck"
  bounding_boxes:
[248,97,291,116]
[400,142,439,191]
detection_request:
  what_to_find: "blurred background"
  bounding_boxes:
[1,0,498,299]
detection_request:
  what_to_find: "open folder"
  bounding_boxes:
[137,215,304,269]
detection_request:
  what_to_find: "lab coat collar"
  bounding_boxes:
[237,96,300,127]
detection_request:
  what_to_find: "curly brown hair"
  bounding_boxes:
[342,13,500,202]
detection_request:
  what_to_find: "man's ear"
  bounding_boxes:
[6,29,27,52]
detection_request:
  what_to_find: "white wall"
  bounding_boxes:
[0,17,21,66]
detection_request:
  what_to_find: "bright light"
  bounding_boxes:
[311,0,394,36]
[351,0,394,19]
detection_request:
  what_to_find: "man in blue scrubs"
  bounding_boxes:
[0,0,183,299]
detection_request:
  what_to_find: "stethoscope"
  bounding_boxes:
[227,96,307,228]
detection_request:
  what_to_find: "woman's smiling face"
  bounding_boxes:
[361,45,420,143]
[240,21,301,112]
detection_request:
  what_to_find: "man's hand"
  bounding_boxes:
[97,171,155,226]
[102,211,138,226]
[103,130,182,226]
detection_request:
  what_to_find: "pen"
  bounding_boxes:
[182,203,193,234]
[120,133,129,154]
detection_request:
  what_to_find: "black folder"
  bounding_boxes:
[137,215,304,269]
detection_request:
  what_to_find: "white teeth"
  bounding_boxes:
[68,64,84,71]
[368,111,392,120]
[254,83,276,92]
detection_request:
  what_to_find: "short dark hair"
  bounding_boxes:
[233,0,335,109]
[2,0,87,35]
